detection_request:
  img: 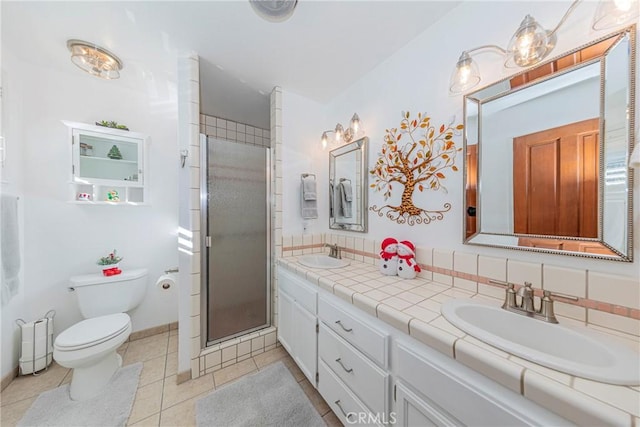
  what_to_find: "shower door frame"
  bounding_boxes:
[199,134,272,348]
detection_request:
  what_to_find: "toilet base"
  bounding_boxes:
[69,352,122,401]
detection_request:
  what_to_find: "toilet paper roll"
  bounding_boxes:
[156,274,176,292]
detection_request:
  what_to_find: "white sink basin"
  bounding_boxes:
[297,255,350,269]
[441,299,640,385]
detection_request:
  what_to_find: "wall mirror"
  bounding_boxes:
[330,137,368,232]
[464,25,635,261]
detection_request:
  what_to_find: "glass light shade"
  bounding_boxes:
[449,52,481,94]
[506,15,551,67]
[593,0,639,30]
[335,123,344,142]
[321,132,328,150]
[67,40,123,80]
[350,113,361,134]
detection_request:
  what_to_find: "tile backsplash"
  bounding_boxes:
[280,233,640,338]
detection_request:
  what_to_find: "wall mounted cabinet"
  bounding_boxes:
[64,121,150,205]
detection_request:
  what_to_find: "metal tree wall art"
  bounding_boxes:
[369,111,463,225]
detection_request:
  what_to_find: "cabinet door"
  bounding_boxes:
[395,383,460,427]
[292,302,317,386]
[277,290,294,354]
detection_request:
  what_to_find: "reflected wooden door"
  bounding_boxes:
[466,145,478,239]
[513,118,599,238]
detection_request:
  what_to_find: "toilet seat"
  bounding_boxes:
[55,313,130,351]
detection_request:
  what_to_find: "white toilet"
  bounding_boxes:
[54,268,148,401]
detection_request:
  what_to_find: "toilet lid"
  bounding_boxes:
[55,313,130,351]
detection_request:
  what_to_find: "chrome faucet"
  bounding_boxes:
[501,281,558,324]
[326,243,341,259]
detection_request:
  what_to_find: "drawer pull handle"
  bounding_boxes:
[335,358,354,373]
[335,320,353,332]
[334,400,354,421]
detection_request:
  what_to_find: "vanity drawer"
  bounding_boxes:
[318,296,388,367]
[319,323,389,414]
[278,269,317,314]
[318,360,380,427]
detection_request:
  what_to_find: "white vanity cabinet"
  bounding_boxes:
[277,269,318,384]
[64,121,149,205]
[317,295,391,426]
[394,341,571,427]
[277,263,571,427]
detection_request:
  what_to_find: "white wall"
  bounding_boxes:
[1,49,179,378]
[281,90,328,235]
[281,0,640,278]
[1,48,27,380]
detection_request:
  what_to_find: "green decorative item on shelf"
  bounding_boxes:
[106,189,120,202]
[107,145,123,160]
[96,120,129,131]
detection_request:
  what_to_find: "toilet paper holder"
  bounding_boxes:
[164,267,179,274]
[16,310,56,376]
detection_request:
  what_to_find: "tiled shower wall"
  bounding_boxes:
[281,233,640,338]
[187,89,281,380]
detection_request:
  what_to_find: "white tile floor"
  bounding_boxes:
[0,330,340,426]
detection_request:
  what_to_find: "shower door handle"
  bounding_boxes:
[205,236,212,247]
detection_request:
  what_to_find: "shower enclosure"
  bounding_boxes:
[200,135,270,345]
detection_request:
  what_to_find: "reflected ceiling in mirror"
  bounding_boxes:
[464,26,635,261]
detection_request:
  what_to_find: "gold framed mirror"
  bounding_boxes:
[464,25,635,261]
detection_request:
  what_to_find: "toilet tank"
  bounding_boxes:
[69,268,148,318]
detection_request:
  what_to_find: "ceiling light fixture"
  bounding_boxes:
[320,113,362,150]
[249,0,298,23]
[449,0,637,95]
[67,39,123,80]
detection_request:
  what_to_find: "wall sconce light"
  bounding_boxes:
[66,39,123,80]
[449,0,638,94]
[320,113,362,150]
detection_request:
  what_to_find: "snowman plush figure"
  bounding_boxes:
[378,237,399,276]
[396,240,421,279]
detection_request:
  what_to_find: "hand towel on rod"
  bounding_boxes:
[1,194,21,306]
[301,175,318,219]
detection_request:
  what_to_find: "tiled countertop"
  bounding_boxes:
[277,256,640,426]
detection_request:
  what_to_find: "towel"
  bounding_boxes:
[301,177,318,219]
[329,181,334,218]
[340,180,353,201]
[338,181,352,218]
[302,176,317,200]
[1,194,21,306]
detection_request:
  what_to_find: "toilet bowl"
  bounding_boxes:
[54,313,132,400]
[53,268,147,401]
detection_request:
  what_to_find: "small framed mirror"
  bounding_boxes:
[330,137,368,232]
[464,25,635,261]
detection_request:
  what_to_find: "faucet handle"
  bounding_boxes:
[539,290,559,323]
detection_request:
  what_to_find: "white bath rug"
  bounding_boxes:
[196,361,325,427]
[17,362,142,427]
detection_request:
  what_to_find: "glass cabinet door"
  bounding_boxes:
[73,129,143,185]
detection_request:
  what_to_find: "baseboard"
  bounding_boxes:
[1,366,19,392]
[129,321,178,342]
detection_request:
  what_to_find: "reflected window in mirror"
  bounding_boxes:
[330,137,368,232]
[464,26,635,261]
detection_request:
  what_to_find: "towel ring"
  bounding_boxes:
[301,173,316,180]
[339,178,351,183]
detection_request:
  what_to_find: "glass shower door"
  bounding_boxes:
[205,137,269,343]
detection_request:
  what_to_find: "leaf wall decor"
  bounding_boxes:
[369,111,463,225]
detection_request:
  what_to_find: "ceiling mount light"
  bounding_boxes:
[449,0,637,95]
[67,39,123,80]
[249,0,298,23]
[593,0,639,30]
[319,113,364,150]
